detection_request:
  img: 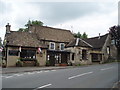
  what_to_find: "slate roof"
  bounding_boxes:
[67,38,93,48]
[83,34,108,50]
[67,34,108,50]
[5,25,74,48]
[31,25,74,42]
[5,31,47,48]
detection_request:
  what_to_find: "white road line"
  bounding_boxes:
[37,84,52,89]
[51,70,56,71]
[36,71,43,73]
[27,72,35,74]
[100,67,113,71]
[68,71,93,80]
[44,70,50,72]
[14,74,23,76]
[5,76,13,78]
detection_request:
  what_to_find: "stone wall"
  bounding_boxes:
[66,47,92,65]
[7,47,19,67]
[102,34,117,62]
[36,49,47,66]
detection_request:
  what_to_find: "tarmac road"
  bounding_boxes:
[2,62,119,89]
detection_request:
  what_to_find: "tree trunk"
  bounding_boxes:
[117,48,120,60]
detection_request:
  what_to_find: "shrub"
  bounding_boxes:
[16,61,23,67]
[46,60,50,66]
[35,60,40,66]
[2,60,6,68]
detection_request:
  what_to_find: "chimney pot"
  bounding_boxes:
[98,33,101,39]
[6,23,11,34]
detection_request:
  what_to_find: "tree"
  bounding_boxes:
[25,20,44,27]
[18,20,44,32]
[73,32,81,38]
[73,32,88,39]
[109,25,120,60]
[0,37,2,47]
[81,32,88,39]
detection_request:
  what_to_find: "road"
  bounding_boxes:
[2,62,119,89]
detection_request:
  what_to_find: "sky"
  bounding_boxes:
[0,0,119,41]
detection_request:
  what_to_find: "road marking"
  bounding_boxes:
[44,70,50,72]
[68,71,93,80]
[36,71,43,73]
[27,72,35,74]
[100,67,113,71]
[36,84,52,89]
[14,74,23,76]
[5,76,13,78]
[51,70,56,71]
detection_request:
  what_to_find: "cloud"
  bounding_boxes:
[34,2,105,25]
[0,1,118,41]
[53,9,117,37]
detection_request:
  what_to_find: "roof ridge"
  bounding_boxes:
[79,38,93,47]
[35,25,72,32]
[87,33,108,39]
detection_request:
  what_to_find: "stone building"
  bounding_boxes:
[3,23,74,67]
[2,23,117,67]
[66,34,117,65]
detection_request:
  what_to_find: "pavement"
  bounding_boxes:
[2,62,119,89]
[1,66,76,74]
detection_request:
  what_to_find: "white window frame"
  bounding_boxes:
[59,43,65,50]
[49,42,55,50]
[107,46,110,54]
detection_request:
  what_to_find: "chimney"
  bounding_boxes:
[75,38,79,46]
[6,23,11,34]
[98,33,100,39]
[28,24,36,33]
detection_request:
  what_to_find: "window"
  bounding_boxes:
[49,42,55,50]
[111,40,115,45]
[91,53,98,60]
[82,50,87,60]
[107,46,110,54]
[20,50,36,59]
[72,53,74,61]
[9,50,19,56]
[60,43,65,50]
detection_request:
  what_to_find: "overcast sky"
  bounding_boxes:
[0,0,119,41]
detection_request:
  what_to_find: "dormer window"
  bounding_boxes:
[49,42,55,50]
[60,43,65,50]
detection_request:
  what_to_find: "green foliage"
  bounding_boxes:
[109,25,120,59]
[16,60,23,67]
[0,37,2,47]
[2,60,6,68]
[74,32,81,38]
[82,32,88,39]
[25,20,44,27]
[18,20,44,32]
[46,60,50,66]
[73,32,88,39]
[35,60,40,66]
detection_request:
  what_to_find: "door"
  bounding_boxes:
[49,54,55,66]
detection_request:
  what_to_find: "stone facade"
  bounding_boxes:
[66,34,117,65]
[66,47,92,65]
[4,46,47,67]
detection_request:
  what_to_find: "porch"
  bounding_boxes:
[91,53,103,62]
[47,50,70,66]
